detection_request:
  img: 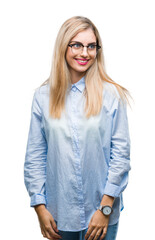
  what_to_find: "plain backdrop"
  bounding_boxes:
[0,0,155,239]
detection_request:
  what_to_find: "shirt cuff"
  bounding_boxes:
[30,194,47,207]
[104,182,122,198]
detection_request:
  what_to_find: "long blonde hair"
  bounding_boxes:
[41,16,132,119]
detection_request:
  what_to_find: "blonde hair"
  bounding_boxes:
[41,16,132,119]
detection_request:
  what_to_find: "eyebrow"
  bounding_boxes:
[69,41,97,45]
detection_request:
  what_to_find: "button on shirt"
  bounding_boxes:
[24,77,131,231]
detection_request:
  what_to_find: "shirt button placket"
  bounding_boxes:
[70,87,86,228]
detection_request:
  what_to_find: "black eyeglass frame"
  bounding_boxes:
[68,41,101,50]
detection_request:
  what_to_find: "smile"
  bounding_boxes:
[75,58,89,65]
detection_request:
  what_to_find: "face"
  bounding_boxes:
[66,28,97,82]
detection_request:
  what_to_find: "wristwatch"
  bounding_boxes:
[98,205,113,216]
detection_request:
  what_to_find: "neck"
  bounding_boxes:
[70,70,86,84]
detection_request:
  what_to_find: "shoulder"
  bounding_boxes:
[33,83,49,103]
[102,81,121,107]
[103,81,121,100]
[102,81,127,112]
[35,82,50,96]
[32,83,49,111]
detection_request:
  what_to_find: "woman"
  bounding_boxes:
[24,16,131,240]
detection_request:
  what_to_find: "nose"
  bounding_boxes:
[81,46,89,57]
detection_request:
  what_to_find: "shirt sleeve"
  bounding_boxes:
[104,97,131,198]
[24,88,47,207]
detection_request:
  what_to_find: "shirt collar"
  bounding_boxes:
[70,76,85,93]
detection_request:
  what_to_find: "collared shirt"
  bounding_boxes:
[24,76,131,231]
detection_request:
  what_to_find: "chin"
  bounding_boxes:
[75,65,90,72]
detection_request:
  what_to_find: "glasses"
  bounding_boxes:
[68,41,101,54]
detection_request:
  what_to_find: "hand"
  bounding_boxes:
[85,210,110,240]
[35,205,62,240]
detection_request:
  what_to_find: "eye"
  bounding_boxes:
[88,44,96,50]
[72,43,82,49]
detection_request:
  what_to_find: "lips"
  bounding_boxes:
[75,58,89,65]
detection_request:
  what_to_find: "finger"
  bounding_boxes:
[50,219,59,233]
[45,230,53,239]
[41,228,46,238]
[47,228,62,240]
[86,228,98,240]
[45,229,60,240]
[44,226,62,239]
[85,226,95,240]
[48,227,62,239]
[93,228,102,240]
[99,227,107,240]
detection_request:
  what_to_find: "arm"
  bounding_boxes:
[24,89,61,239]
[104,97,131,198]
[100,194,114,207]
[24,89,47,207]
[85,98,131,240]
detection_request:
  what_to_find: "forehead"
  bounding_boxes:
[70,28,96,44]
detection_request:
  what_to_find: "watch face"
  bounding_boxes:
[103,206,112,216]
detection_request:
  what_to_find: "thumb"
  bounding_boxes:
[88,217,92,228]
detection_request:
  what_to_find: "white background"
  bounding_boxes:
[0,0,155,239]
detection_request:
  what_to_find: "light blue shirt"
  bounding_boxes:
[24,76,131,231]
